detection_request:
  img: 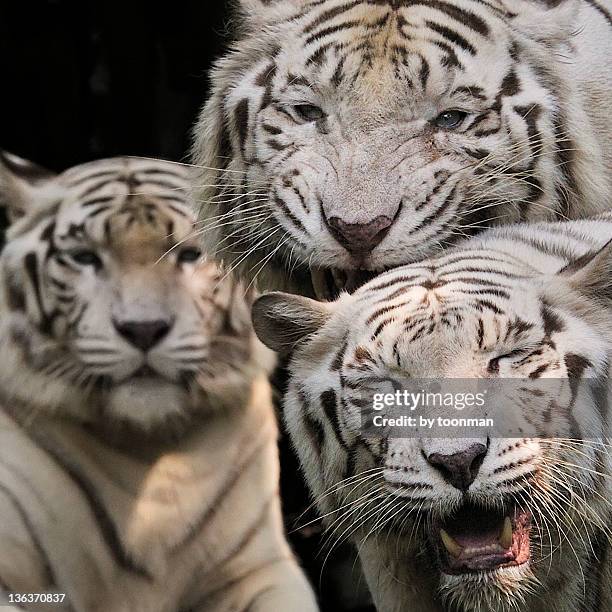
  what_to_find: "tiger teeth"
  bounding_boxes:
[310,268,330,301]
[440,529,463,558]
[499,516,513,549]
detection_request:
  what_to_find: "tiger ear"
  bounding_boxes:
[506,0,580,45]
[0,151,57,223]
[252,292,333,355]
[558,238,612,303]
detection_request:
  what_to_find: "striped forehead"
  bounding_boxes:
[53,160,195,246]
[286,0,507,76]
[356,250,533,320]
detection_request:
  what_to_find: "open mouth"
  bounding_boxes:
[432,503,531,574]
[310,268,380,300]
[130,365,159,379]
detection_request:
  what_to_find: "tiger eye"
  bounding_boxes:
[434,110,467,130]
[69,249,103,268]
[177,247,203,264]
[294,104,325,122]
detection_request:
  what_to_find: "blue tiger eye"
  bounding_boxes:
[434,110,467,130]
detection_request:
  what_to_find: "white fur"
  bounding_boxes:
[0,155,318,612]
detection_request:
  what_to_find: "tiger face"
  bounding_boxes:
[0,153,257,432]
[252,239,612,610]
[195,0,611,298]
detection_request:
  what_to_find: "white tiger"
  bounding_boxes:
[252,212,612,611]
[194,0,612,298]
[0,152,319,612]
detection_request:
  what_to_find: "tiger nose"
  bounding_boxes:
[113,319,173,352]
[327,215,394,255]
[425,443,488,492]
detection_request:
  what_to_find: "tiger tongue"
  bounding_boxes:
[444,517,507,552]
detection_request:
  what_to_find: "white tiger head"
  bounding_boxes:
[252,240,611,610]
[0,153,265,434]
[194,0,609,297]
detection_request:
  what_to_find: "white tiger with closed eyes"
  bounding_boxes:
[194,0,612,298]
[0,153,318,612]
[252,212,612,612]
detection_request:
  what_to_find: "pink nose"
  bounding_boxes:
[327,215,394,254]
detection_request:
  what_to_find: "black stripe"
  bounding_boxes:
[0,481,56,587]
[78,179,118,199]
[583,0,612,26]
[135,178,185,191]
[209,496,275,571]
[419,56,430,89]
[266,139,290,151]
[371,317,395,340]
[454,85,487,101]
[81,196,116,208]
[410,184,458,234]
[234,99,250,160]
[302,0,363,34]
[166,204,192,218]
[272,191,308,235]
[433,40,462,68]
[173,429,272,550]
[24,252,54,335]
[541,303,565,336]
[134,167,186,179]
[506,233,578,263]
[304,20,362,46]
[426,20,477,54]
[500,69,521,97]
[366,274,422,292]
[86,205,112,218]
[67,170,117,188]
[5,273,26,312]
[36,441,152,579]
[331,336,348,371]
[404,0,490,36]
[262,123,283,135]
[255,62,277,109]
[320,389,349,450]
[474,298,503,314]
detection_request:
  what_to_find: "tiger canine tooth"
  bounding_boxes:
[310,268,330,300]
[499,516,513,549]
[440,529,463,558]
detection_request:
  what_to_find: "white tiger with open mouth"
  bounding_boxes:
[194,0,612,299]
[0,153,318,612]
[252,212,612,611]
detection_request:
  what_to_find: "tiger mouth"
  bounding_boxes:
[309,267,380,300]
[431,503,532,575]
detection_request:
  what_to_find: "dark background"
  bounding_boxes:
[0,2,373,609]
[0,1,227,169]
